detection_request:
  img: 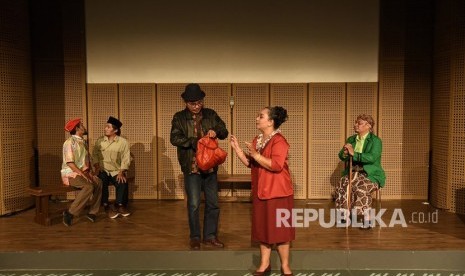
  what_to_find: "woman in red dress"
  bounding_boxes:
[230,106,294,276]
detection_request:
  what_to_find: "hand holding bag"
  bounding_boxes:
[196,136,227,171]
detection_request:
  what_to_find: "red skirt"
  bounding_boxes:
[252,192,295,244]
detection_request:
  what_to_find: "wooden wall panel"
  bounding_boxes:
[270,84,308,199]
[119,84,157,199]
[86,84,118,200]
[87,84,118,148]
[346,83,378,135]
[430,35,451,209]
[32,0,88,205]
[232,84,269,197]
[448,0,465,213]
[21,0,445,206]
[378,61,405,199]
[0,0,34,214]
[34,63,67,189]
[156,84,186,199]
[308,83,345,199]
[379,0,432,200]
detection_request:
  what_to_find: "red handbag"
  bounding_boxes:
[196,136,228,171]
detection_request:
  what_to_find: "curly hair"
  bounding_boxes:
[266,106,289,129]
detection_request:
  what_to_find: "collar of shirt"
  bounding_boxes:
[185,109,203,120]
[72,135,83,141]
[356,132,369,142]
[103,135,119,142]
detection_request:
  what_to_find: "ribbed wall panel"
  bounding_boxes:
[270,84,308,199]
[156,84,187,199]
[0,0,35,214]
[308,83,345,199]
[232,84,269,197]
[119,84,157,199]
[379,0,432,200]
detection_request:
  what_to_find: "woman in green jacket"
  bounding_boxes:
[336,114,386,229]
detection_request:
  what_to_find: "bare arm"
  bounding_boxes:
[230,135,250,167]
[245,141,273,170]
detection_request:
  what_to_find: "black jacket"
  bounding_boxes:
[170,108,228,174]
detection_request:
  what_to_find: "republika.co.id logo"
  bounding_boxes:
[276,208,439,228]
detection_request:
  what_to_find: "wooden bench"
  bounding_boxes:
[28,185,78,226]
[218,174,251,201]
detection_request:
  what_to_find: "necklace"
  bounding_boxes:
[256,129,281,152]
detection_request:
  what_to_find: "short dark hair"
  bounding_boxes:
[111,124,121,136]
[267,106,288,129]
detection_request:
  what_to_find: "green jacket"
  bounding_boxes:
[170,108,228,174]
[338,132,386,187]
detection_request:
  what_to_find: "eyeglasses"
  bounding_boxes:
[355,120,368,126]
[187,100,204,107]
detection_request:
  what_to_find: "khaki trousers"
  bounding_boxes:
[68,175,102,216]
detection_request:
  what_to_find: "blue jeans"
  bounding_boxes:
[98,171,129,206]
[184,172,220,241]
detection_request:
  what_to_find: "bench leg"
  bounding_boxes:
[34,195,51,226]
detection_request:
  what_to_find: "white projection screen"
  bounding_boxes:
[85,0,379,83]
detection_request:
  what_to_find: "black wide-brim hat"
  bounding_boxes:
[107,116,122,128]
[181,83,206,102]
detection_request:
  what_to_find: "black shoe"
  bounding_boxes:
[63,211,73,227]
[203,238,225,248]
[190,239,201,250]
[86,213,97,222]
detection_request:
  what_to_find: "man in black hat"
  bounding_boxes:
[170,83,229,250]
[92,116,131,219]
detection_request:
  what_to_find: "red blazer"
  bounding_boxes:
[252,133,294,200]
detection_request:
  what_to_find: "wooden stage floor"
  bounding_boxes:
[1,199,465,252]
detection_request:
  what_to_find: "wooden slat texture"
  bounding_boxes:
[86,84,118,200]
[0,0,35,214]
[346,83,378,135]
[232,84,269,197]
[119,84,157,199]
[270,84,308,199]
[156,84,187,199]
[379,0,433,200]
[308,83,346,199]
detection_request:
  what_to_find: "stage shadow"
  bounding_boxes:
[156,136,180,199]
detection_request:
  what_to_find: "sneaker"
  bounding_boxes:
[86,213,97,222]
[117,205,131,217]
[63,210,73,227]
[106,204,119,219]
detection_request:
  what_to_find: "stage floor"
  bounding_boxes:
[1,199,465,252]
[1,199,465,274]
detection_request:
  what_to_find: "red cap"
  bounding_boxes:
[64,118,81,132]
